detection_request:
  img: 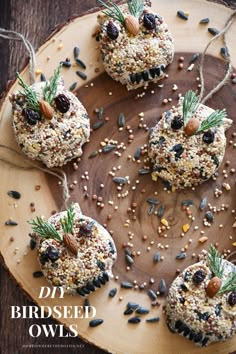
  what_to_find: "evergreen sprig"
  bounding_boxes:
[218,272,236,294]
[16,72,40,112]
[127,0,144,17]
[197,109,226,133]
[182,90,199,126]
[28,217,62,241]
[60,204,75,234]
[207,244,224,279]
[43,64,62,105]
[97,0,126,25]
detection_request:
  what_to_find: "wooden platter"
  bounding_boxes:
[0,1,236,353]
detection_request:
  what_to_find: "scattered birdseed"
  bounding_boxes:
[69,82,77,91]
[176,252,187,259]
[121,281,133,289]
[128,317,141,324]
[92,121,105,130]
[158,279,167,296]
[33,271,44,278]
[208,27,219,36]
[118,113,126,127]
[153,252,161,263]
[136,306,150,315]
[199,197,207,211]
[189,53,199,63]
[7,190,21,199]
[109,288,117,298]
[89,319,104,327]
[83,298,91,313]
[146,317,160,323]
[148,204,155,215]
[127,302,139,310]
[147,289,157,301]
[157,205,165,218]
[199,17,210,24]
[5,220,18,226]
[147,198,160,205]
[177,10,188,20]
[124,308,134,315]
[76,70,87,80]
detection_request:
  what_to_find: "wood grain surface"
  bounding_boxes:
[0,1,236,354]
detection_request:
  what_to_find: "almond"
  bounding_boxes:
[39,100,54,120]
[63,233,78,256]
[184,118,200,136]
[125,15,140,36]
[205,276,222,298]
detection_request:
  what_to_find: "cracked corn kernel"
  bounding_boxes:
[182,224,190,233]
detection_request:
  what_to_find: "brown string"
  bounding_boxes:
[0,144,70,209]
[198,10,236,104]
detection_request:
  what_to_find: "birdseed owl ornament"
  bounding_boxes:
[148,91,232,189]
[97,0,174,90]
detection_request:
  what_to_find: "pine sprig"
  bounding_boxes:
[218,272,236,294]
[43,64,62,105]
[60,204,75,234]
[182,90,199,126]
[97,0,126,25]
[16,72,40,112]
[28,217,62,241]
[127,0,144,17]
[207,244,224,279]
[197,109,226,134]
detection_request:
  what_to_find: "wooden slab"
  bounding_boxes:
[0,1,236,353]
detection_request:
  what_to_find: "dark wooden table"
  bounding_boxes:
[0,1,235,353]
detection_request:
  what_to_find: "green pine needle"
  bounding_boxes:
[97,0,126,25]
[28,217,62,241]
[16,72,40,112]
[218,272,236,294]
[127,0,144,17]
[182,90,199,126]
[60,203,75,234]
[43,64,62,105]
[197,109,226,134]
[207,244,224,279]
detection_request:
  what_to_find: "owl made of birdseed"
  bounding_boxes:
[97,0,174,90]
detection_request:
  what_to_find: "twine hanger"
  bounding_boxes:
[198,10,236,105]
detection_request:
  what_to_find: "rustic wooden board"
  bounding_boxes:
[0,1,236,353]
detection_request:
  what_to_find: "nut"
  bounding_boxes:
[39,100,54,120]
[125,15,140,36]
[184,118,200,136]
[63,233,78,255]
[205,276,222,298]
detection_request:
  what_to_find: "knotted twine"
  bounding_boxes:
[0,28,70,209]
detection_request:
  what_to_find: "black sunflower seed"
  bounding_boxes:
[76,288,85,296]
[103,272,109,282]
[118,113,125,127]
[30,238,37,250]
[155,66,161,76]
[177,10,188,20]
[60,60,72,68]
[157,204,165,218]
[73,46,80,59]
[134,147,141,160]
[147,204,155,215]
[86,281,95,292]
[220,46,229,59]
[153,252,161,263]
[7,190,21,199]
[147,289,157,301]
[89,319,104,327]
[199,18,209,24]
[136,307,150,315]
[98,275,106,285]
[189,53,199,63]
[124,308,134,315]
[113,177,128,185]
[130,73,136,84]
[208,27,219,36]
[125,254,134,265]
[138,168,150,175]
[93,278,101,288]
[205,211,214,222]
[128,317,141,324]
[181,200,193,207]
[75,58,86,69]
[158,279,167,296]
[146,198,160,205]
[81,287,90,295]
[5,220,18,226]
[146,317,160,323]
[142,70,149,81]
[83,298,91,312]
[102,144,116,153]
[76,70,87,80]
[92,121,105,130]
[69,82,77,91]
[121,281,133,289]
[199,197,207,211]
[176,252,186,259]
[108,288,117,298]
[33,271,43,278]
[40,73,47,82]
[127,302,139,310]
[149,68,156,78]
[88,151,99,158]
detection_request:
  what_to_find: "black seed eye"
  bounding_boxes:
[202,130,215,144]
[192,269,206,285]
[228,291,236,306]
[143,13,156,30]
[54,94,70,113]
[106,21,119,40]
[22,108,41,125]
[45,246,60,261]
[171,115,183,130]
